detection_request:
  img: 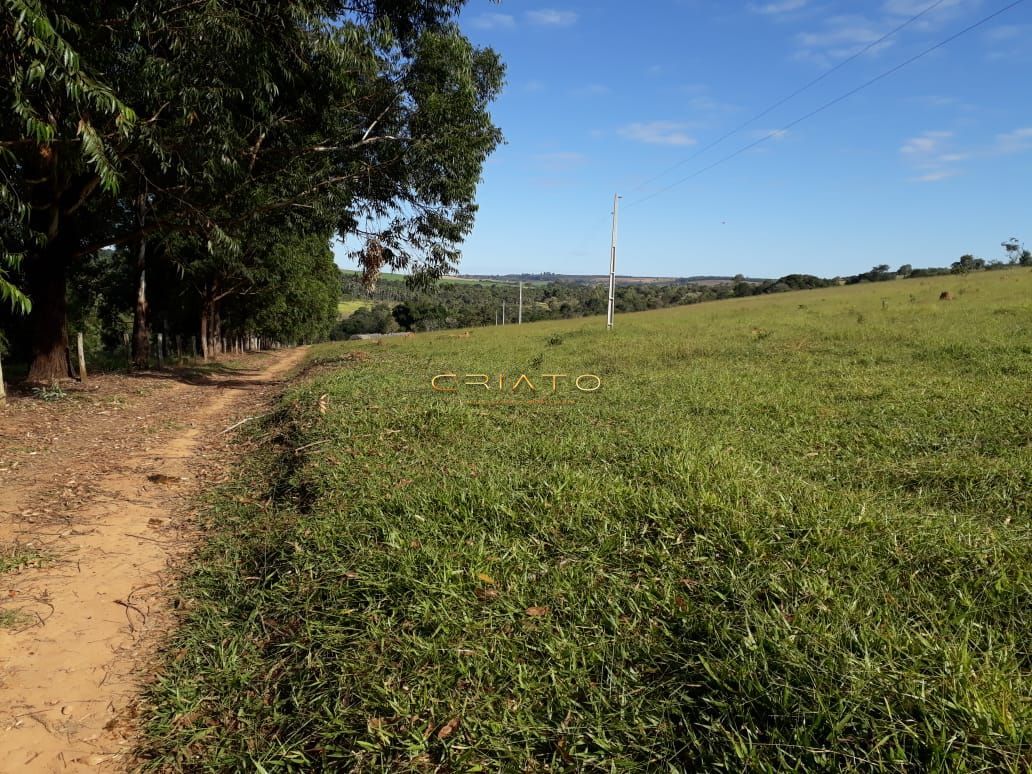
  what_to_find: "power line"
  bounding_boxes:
[625,0,1028,210]
[629,0,951,194]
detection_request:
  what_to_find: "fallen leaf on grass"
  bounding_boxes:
[476,573,496,585]
[437,717,460,740]
[525,606,550,617]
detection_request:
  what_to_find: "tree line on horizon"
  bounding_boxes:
[337,240,1032,335]
[0,1,503,379]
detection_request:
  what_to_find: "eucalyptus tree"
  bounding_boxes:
[1,0,503,380]
[229,233,341,346]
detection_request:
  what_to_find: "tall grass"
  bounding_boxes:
[144,270,1031,771]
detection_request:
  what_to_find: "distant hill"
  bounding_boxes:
[340,268,772,287]
[454,272,770,286]
[340,269,513,286]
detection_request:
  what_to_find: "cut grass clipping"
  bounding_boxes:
[144,270,1031,771]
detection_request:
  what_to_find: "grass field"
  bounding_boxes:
[337,299,372,318]
[145,270,1031,770]
[340,269,519,287]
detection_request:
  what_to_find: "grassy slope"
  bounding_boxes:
[340,269,515,286]
[337,299,371,318]
[145,270,1031,771]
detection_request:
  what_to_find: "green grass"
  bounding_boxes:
[0,608,29,628]
[0,544,48,629]
[338,299,371,318]
[340,269,520,287]
[144,270,1032,771]
[0,543,47,575]
[341,269,411,282]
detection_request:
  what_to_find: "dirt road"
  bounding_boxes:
[0,347,307,771]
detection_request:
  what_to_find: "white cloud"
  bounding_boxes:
[900,130,953,155]
[909,170,959,183]
[901,126,1032,183]
[750,0,808,14]
[618,121,697,147]
[526,9,578,27]
[686,95,737,114]
[793,14,896,64]
[470,12,515,30]
[982,24,1026,41]
[983,24,1030,62]
[797,16,884,48]
[900,130,963,183]
[753,128,790,141]
[790,1,969,67]
[882,0,969,16]
[792,14,891,59]
[994,127,1032,155]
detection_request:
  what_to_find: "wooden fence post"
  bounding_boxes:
[157,333,164,368]
[77,332,88,382]
[0,350,6,405]
[123,332,131,369]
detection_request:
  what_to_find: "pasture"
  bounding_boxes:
[337,299,372,318]
[144,270,1031,770]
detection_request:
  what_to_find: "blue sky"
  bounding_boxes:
[340,0,1032,279]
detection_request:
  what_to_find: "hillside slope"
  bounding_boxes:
[144,270,1032,770]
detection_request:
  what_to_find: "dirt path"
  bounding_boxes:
[0,347,307,772]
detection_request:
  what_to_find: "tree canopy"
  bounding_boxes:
[1,0,504,379]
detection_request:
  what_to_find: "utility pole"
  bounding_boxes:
[607,193,621,331]
[518,281,523,325]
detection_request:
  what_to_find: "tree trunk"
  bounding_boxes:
[25,244,73,382]
[130,191,150,369]
[200,306,209,360]
[212,307,221,357]
[24,144,74,382]
[131,241,150,368]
